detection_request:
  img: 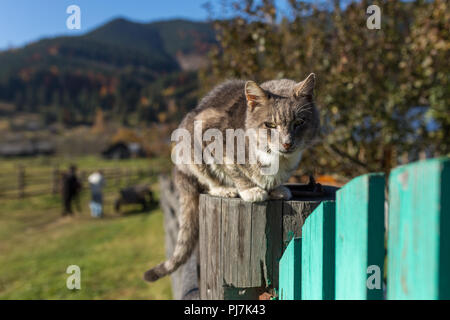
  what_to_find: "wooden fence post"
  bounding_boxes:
[199,186,337,300]
[52,166,59,195]
[18,165,25,198]
[301,201,336,300]
[335,173,385,300]
[125,168,131,186]
[279,237,302,300]
[387,158,450,299]
[116,168,121,187]
[159,174,200,300]
[80,170,86,186]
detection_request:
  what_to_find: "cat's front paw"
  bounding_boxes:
[239,187,268,202]
[209,187,238,198]
[270,185,292,200]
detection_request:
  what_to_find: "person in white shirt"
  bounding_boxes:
[88,171,105,218]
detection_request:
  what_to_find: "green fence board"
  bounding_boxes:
[387,158,450,300]
[335,173,385,300]
[301,201,336,300]
[279,237,301,300]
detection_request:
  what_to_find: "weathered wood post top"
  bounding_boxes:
[199,184,338,300]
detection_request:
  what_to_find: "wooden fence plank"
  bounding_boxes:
[205,196,223,299]
[267,200,283,290]
[279,237,302,300]
[160,175,199,300]
[199,194,208,299]
[387,158,450,300]
[18,165,25,198]
[335,173,385,300]
[52,166,60,195]
[301,201,336,300]
[282,201,319,249]
[250,202,269,287]
[222,198,239,287]
[160,175,182,300]
[237,201,252,287]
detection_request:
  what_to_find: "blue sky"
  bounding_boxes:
[0,0,212,49]
[0,0,347,50]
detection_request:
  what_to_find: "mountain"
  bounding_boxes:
[0,18,216,77]
[0,18,216,125]
[86,18,216,57]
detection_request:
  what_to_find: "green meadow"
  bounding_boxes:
[0,156,172,299]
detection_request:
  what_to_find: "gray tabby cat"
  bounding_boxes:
[144,73,319,282]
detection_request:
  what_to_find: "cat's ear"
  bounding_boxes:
[245,81,268,110]
[294,73,315,98]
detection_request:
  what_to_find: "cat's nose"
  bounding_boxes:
[282,143,292,150]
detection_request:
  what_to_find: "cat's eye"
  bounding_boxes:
[294,119,305,128]
[264,122,277,129]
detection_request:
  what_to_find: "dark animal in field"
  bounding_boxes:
[114,185,154,213]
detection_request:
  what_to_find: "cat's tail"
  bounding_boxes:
[144,168,200,282]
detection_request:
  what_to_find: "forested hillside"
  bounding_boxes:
[0,18,216,125]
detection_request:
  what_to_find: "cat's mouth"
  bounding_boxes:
[278,145,298,154]
[267,143,296,155]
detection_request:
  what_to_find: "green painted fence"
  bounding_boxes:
[278,238,302,300]
[279,157,450,300]
[335,173,385,300]
[387,158,450,299]
[301,201,335,300]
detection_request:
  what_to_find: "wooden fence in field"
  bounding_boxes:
[160,157,450,300]
[0,165,156,199]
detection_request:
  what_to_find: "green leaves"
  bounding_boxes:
[203,0,450,178]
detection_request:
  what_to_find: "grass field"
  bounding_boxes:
[0,156,173,299]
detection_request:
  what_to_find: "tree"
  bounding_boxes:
[202,0,449,178]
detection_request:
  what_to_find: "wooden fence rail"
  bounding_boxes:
[0,166,156,199]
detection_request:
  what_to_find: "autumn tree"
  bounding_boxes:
[202,0,449,178]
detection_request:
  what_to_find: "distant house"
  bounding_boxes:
[0,139,55,157]
[102,142,146,159]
